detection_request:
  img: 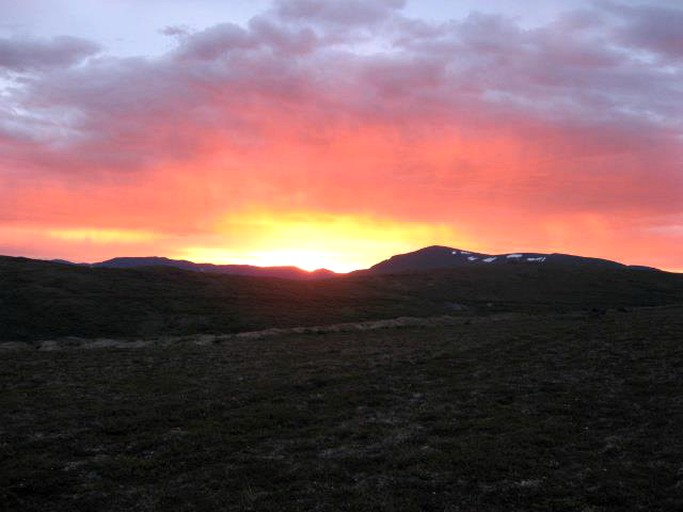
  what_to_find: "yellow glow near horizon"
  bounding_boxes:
[177,210,467,272]
[180,247,346,272]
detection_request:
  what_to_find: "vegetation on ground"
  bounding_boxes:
[2,305,682,511]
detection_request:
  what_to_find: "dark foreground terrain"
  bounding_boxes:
[2,305,682,511]
[2,255,683,341]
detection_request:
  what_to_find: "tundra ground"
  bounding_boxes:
[2,306,682,511]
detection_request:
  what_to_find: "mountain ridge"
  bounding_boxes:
[51,256,336,280]
[41,245,664,278]
[2,252,682,342]
[364,245,659,274]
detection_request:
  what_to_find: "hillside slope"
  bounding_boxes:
[2,255,682,341]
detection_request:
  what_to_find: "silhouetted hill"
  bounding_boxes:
[1,254,682,341]
[366,245,643,274]
[53,246,656,278]
[85,256,336,280]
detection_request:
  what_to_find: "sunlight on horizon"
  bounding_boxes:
[175,210,468,272]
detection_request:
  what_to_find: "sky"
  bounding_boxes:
[1,0,681,272]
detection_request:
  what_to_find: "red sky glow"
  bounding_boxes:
[1,0,682,272]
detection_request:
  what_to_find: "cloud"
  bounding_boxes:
[174,23,256,60]
[273,0,406,26]
[0,1,682,270]
[160,25,191,38]
[602,2,683,60]
[0,35,100,72]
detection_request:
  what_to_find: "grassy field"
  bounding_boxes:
[2,305,682,511]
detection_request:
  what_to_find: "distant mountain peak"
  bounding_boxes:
[367,246,650,274]
[41,245,659,280]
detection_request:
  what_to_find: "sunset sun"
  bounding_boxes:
[176,210,466,272]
